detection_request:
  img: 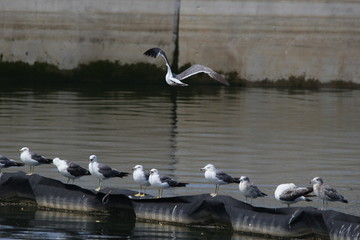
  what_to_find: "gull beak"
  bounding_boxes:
[200,168,205,171]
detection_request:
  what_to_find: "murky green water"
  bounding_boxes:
[0,85,359,239]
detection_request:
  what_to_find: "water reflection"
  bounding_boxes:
[0,85,359,239]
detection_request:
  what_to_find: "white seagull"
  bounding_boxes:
[200,164,240,197]
[148,168,188,198]
[274,183,313,207]
[310,177,348,210]
[19,147,52,175]
[132,165,151,197]
[144,48,229,86]
[88,155,129,191]
[239,176,267,204]
[0,155,24,173]
[53,157,90,183]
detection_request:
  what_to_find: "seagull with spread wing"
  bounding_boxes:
[144,48,229,86]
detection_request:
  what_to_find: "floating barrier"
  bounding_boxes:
[0,172,359,239]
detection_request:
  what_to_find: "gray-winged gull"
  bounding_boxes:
[0,155,24,172]
[53,157,90,183]
[239,176,267,204]
[148,168,188,198]
[19,147,52,175]
[144,48,229,86]
[310,177,348,210]
[274,183,313,207]
[88,155,129,191]
[132,164,151,197]
[200,164,240,197]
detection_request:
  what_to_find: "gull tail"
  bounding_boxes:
[115,171,129,178]
[176,182,188,187]
[233,178,240,184]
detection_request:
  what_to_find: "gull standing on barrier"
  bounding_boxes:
[0,155,24,173]
[201,164,240,197]
[274,183,313,207]
[132,165,151,197]
[53,157,90,183]
[310,177,348,210]
[148,168,188,198]
[239,176,267,204]
[19,147,52,175]
[88,155,129,191]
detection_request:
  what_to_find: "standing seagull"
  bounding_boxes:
[200,164,240,197]
[239,176,267,204]
[0,155,24,173]
[148,169,188,198]
[53,157,90,183]
[274,183,313,207]
[132,165,151,197]
[19,147,52,175]
[310,177,348,210]
[144,48,229,86]
[88,155,129,191]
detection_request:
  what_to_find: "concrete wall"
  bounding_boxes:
[1,0,359,82]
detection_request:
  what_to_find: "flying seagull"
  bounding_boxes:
[144,48,229,86]
[200,164,240,197]
[132,165,151,197]
[53,157,90,183]
[0,155,24,173]
[19,147,52,175]
[239,176,267,204]
[88,155,129,191]
[274,183,313,207]
[310,177,348,210]
[148,168,188,198]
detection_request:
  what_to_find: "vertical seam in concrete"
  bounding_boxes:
[172,0,181,72]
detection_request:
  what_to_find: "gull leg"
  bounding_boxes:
[159,188,163,198]
[140,187,147,197]
[211,184,218,197]
[135,185,143,197]
[156,189,161,198]
[95,179,103,191]
[26,166,33,175]
[67,178,70,184]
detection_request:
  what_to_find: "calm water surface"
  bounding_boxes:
[0,85,359,239]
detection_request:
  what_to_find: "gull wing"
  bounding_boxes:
[67,161,90,177]
[175,64,229,86]
[280,187,313,202]
[144,48,171,66]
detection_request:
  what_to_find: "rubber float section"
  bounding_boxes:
[0,172,359,239]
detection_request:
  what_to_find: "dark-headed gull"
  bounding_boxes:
[200,164,240,197]
[19,147,52,175]
[310,177,348,210]
[88,155,129,191]
[144,48,229,87]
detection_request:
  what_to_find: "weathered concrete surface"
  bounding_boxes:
[0,0,176,69]
[180,0,360,82]
[1,0,360,82]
